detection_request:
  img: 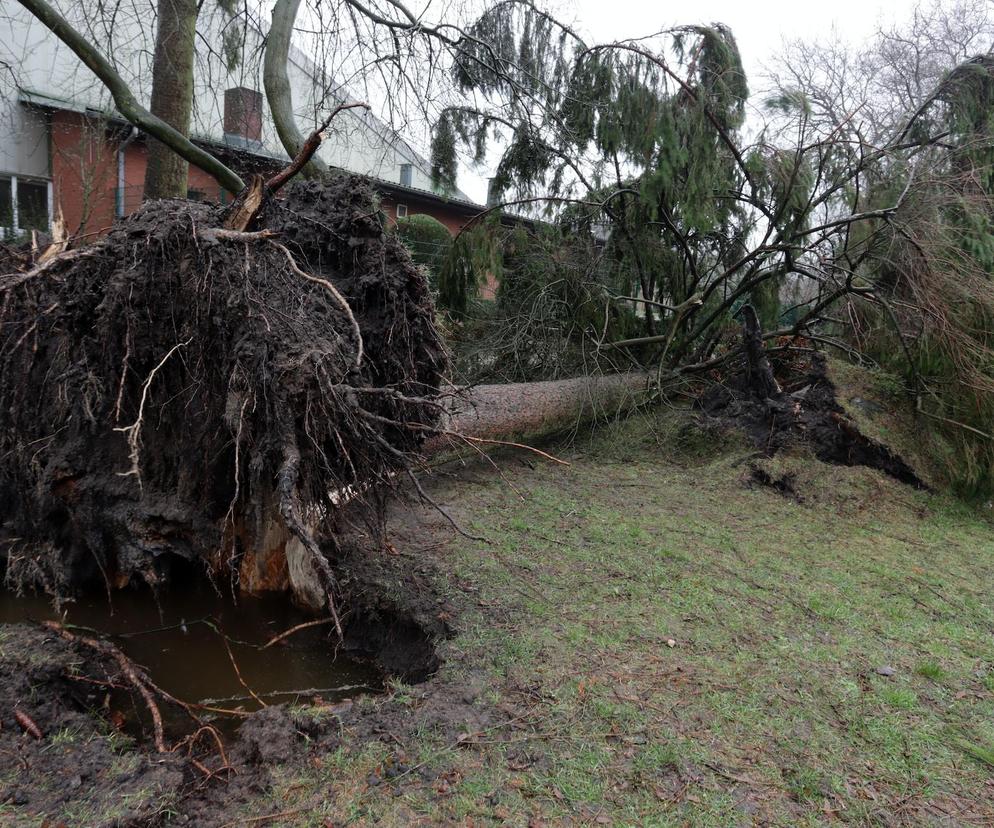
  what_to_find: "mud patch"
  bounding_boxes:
[0,624,185,825]
[0,539,454,826]
[748,465,803,501]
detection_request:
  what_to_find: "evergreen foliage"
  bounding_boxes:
[431,8,751,338]
[860,55,994,497]
[452,224,642,382]
[395,213,453,289]
[437,216,503,315]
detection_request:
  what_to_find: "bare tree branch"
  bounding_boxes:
[17,0,246,194]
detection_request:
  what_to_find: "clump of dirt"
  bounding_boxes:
[748,465,803,501]
[0,175,448,603]
[0,624,186,824]
[335,536,455,682]
[698,352,924,487]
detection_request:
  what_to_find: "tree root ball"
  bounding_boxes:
[0,176,448,601]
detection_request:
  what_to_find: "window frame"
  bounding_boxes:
[0,174,53,239]
[396,203,408,218]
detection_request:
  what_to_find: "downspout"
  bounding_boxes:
[116,126,139,218]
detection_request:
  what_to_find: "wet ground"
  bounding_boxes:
[0,534,453,827]
[0,583,380,736]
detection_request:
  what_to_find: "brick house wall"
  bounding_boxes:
[43,107,500,300]
[380,198,470,236]
[379,196,499,300]
[50,110,228,237]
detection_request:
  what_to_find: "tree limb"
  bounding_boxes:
[18,0,245,194]
[265,0,326,178]
[265,102,371,192]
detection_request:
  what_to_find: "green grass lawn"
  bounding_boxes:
[237,405,994,826]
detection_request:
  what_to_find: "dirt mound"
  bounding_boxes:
[0,624,185,824]
[0,176,448,605]
[698,352,924,487]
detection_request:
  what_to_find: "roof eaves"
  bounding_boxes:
[19,91,287,163]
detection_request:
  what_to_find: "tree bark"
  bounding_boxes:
[144,0,199,199]
[425,372,652,455]
[19,0,244,193]
[264,0,328,178]
[740,305,781,400]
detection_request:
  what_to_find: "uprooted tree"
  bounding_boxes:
[3,0,994,623]
[0,170,448,623]
[416,0,994,492]
[0,0,656,618]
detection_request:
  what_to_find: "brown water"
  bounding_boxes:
[0,583,381,728]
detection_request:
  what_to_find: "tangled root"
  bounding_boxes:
[0,176,448,609]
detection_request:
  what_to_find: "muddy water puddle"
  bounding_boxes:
[0,584,381,734]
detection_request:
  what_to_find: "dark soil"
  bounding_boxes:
[0,531,471,827]
[698,352,925,487]
[0,623,186,825]
[748,465,802,501]
[0,176,447,601]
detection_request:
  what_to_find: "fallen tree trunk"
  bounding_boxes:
[426,372,653,457]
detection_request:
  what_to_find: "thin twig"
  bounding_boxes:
[406,468,490,543]
[442,432,571,466]
[263,617,337,649]
[218,632,267,708]
[220,808,304,828]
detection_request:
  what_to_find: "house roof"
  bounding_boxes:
[20,89,288,162]
[374,177,487,216]
[19,89,493,218]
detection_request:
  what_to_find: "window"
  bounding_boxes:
[396,204,408,218]
[0,180,11,233]
[399,163,412,187]
[0,175,51,238]
[187,189,206,202]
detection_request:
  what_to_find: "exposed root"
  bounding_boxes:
[112,337,191,491]
[276,428,344,637]
[219,632,267,708]
[268,238,364,371]
[262,617,336,649]
[43,620,169,753]
[406,468,490,543]
[0,176,448,601]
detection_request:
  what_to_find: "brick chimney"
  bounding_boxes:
[486,177,500,208]
[224,87,263,142]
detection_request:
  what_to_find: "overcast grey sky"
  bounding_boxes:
[561,0,910,75]
[454,0,917,201]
